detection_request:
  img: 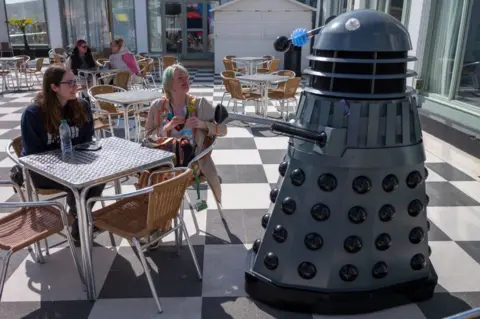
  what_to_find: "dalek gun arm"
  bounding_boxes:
[214,104,327,147]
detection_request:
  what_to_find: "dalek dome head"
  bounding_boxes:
[314,9,412,52]
[306,9,417,100]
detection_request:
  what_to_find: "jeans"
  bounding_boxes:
[30,171,106,216]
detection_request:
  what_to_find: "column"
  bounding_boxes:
[0,0,10,43]
[135,0,148,53]
[44,0,63,48]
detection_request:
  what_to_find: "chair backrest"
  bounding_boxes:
[88,85,126,113]
[35,58,44,71]
[1,42,12,51]
[53,54,63,64]
[224,55,238,69]
[223,59,234,71]
[269,59,281,72]
[54,48,65,55]
[227,79,244,100]
[221,70,236,79]
[11,136,22,158]
[113,71,131,90]
[262,55,274,68]
[163,56,176,69]
[147,168,193,230]
[274,70,295,90]
[103,48,112,57]
[284,77,302,98]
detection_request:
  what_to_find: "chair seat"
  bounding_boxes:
[0,206,73,252]
[268,92,288,99]
[94,194,151,239]
[36,188,65,196]
[94,119,110,131]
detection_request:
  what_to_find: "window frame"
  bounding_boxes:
[4,0,50,47]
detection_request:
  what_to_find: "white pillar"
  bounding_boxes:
[44,0,63,48]
[0,0,10,43]
[134,0,148,53]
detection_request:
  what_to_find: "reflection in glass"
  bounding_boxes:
[456,0,480,106]
[64,0,87,47]
[86,0,110,50]
[425,0,464,97]
[5,0,49,46]
[148,0,162,52]
[187,3,203,29]
[187,31,203,53]
[111,0,137,52]
[389,0,404,21]
[165,2,182,54]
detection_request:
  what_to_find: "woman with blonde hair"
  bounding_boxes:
[144,64,226,204]
[108,38,142,84]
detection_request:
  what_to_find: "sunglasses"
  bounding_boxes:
[60,80,77,88]
[80,45,87,49]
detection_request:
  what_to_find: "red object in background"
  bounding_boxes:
[187,11,201,19]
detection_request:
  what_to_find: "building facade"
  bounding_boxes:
[1,0,479,136]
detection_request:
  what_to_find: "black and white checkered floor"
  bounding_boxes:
[1,68,480,318]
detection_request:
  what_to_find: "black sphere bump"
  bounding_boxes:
[372,262,388,279]
[290,168,305,186]
[311,203,330,222]
[411,254,427,271]
[348,206,368,224]
[281,197,296,215]
[424,167,429,179]
[298,262,317,280]
[318,174,337,192]
[264,252,279,270]
[426,195,430,206]
[406,171,424,188]
[409,227,425,244]
[428,245,432,256]
[273,35,290,52]
[278,161,288,177]
[379,204,396,222]
[269,188,279,203]
[304,233,323,251]
[252,239,261,253]
[339,264,358,282]
[272,225,288,243]
[408,199,424,217]
[261,213,270,229]
[382,174,399,193]
[352,176,372,194]
[427,220,431,231]
[344,236,363,253]
[375,233,392,251]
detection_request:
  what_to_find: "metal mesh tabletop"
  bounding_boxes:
[237,74,290,83]
[95,91,163,105]
[19,137,173,189]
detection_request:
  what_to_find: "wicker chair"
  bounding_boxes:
[225,78,261,114]
[87,167,202,313]
[268,77,302,119]
[0,180,84,300]
[19,57,44,85]
[257,58,281,74]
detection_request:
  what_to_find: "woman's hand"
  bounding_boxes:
[163,116,184,133]
[185,117,207,129]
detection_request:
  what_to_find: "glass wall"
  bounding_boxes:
[148,0,163,52]
[368,0,411,25]
[62,0,136,51]
[5,0,49,46]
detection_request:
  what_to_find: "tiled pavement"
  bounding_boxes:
[0,68,480,318]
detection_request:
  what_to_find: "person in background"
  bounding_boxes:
[20,66,105,243]
[65,39,97,76]
[108,38,143,85]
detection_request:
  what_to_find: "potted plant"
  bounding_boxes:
[7,17,35,56]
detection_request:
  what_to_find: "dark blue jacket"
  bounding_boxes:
[20,98,94,157]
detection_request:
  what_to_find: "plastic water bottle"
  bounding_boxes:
[59,119,73,154]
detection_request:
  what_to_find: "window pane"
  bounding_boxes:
[86,0,110,50]
[111,0,136,52]
[456,0,480,106]
[425,0,464,97]
[148,0,162,52]
[389,0,404,21]
[5,0,49,46]
[64,0,87,47]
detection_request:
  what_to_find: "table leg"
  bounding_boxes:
[123,105,130,141]
[262,82,269,118]
[76,188,96,300]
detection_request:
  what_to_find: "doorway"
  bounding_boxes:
[162,0,215,60]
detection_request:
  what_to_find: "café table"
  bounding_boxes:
[231,57,269,75]
[95,90,163,141]
[236,74,290,117]
[77,67,119,86]
[19,137,175,300]
[0,57,27,93]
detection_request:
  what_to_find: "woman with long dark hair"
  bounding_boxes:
[65,40,97,75]
[20,66,105,242]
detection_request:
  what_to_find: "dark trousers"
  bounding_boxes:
[30,171,106,216]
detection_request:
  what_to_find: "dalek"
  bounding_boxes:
[215,9,437,315]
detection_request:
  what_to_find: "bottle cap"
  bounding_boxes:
[61,119,67,124]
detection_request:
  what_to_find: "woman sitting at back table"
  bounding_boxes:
[145,64,227,203]
[20,66,105,242]
[65,40,97,76]
[108,38,142,85]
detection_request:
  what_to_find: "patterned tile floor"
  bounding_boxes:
[0,68,480,318]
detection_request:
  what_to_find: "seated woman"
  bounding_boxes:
[144,64,227,205]
[20,66,105,242]
[108,38,143,85]
[65,40,97,76]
